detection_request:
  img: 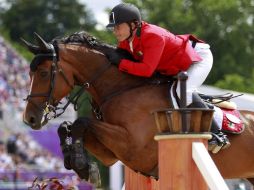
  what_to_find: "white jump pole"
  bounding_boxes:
[192,142,229,190]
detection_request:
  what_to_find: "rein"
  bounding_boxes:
[56,60,111,117]
[92,77,174,120]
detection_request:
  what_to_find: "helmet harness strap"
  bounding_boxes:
[126,21,141,41]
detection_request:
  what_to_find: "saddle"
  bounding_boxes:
[168,79,245,135]
[199,93,245,134]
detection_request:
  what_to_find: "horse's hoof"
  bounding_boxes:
[88,162,101,188]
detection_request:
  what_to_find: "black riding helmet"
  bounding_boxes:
[106,3,141,28]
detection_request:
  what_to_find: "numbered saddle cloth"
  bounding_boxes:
[220,108,244,134]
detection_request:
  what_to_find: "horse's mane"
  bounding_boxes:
[54,31,116,52]
[53,31,136,62]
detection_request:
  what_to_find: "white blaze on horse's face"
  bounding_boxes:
[29,75,34,95]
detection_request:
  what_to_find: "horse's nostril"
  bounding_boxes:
[29,116,35,124]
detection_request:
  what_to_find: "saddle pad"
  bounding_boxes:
[212,99,237,109]
[221,108,244,134]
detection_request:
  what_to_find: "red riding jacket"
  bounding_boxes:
[118,21,204,77]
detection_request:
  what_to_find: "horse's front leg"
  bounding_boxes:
[71,117,131,162]
[58,119,119,187]
[57,119,119,168]
[71,117,120,166]
[83,118,131,160]
[57,121,90,180]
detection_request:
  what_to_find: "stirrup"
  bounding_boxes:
[221,136,231,149]
[208,132,230,153]
[208,143,223,154]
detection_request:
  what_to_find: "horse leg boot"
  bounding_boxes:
[70,118,101,187]
[57,121,73,170]
[57,120,90,180]
[69,119,90,181]
[190,93,230,153]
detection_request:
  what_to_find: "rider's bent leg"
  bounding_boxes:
[174,43,230,152]
[190,93,230,153]
[176,42,213,106]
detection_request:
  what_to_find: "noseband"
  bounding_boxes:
[24,43,111,125]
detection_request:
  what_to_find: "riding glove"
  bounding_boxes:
[106,51,123,66]
[105,48,137,66]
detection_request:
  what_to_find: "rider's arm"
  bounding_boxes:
[118,33,165,77]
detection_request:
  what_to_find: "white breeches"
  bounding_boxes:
[176,42,213,105]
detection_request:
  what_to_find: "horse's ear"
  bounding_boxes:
[34,32,52,52]
[20,38,40,55]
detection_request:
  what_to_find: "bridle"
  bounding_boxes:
[24,42,111,125]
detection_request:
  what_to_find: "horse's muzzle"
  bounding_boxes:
[23,109,44,130]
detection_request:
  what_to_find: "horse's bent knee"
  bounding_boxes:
[73,117,90,127]
[103,159,118,167]
[71,117,90,138]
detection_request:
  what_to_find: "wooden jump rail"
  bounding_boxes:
[124,109,229,190]
[123,72,229,190]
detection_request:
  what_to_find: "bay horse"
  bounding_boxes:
[22,32,254,185]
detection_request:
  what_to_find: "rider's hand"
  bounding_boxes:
[106,52,122,66]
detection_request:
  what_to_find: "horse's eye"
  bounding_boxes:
[40,71,49,78]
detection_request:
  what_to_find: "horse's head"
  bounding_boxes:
[22,31,140,130]
[22,33,75,130]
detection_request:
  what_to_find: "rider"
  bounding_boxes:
[105,3,229,150]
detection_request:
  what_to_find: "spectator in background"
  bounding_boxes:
[5,132,69,172]
[0,140,14,172]
[0,35,30,118]
[6,134,17,154]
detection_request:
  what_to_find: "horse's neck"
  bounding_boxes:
[92,69,141,103]
[62,45,142,103]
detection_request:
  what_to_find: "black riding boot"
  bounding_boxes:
[190,93,230,153]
